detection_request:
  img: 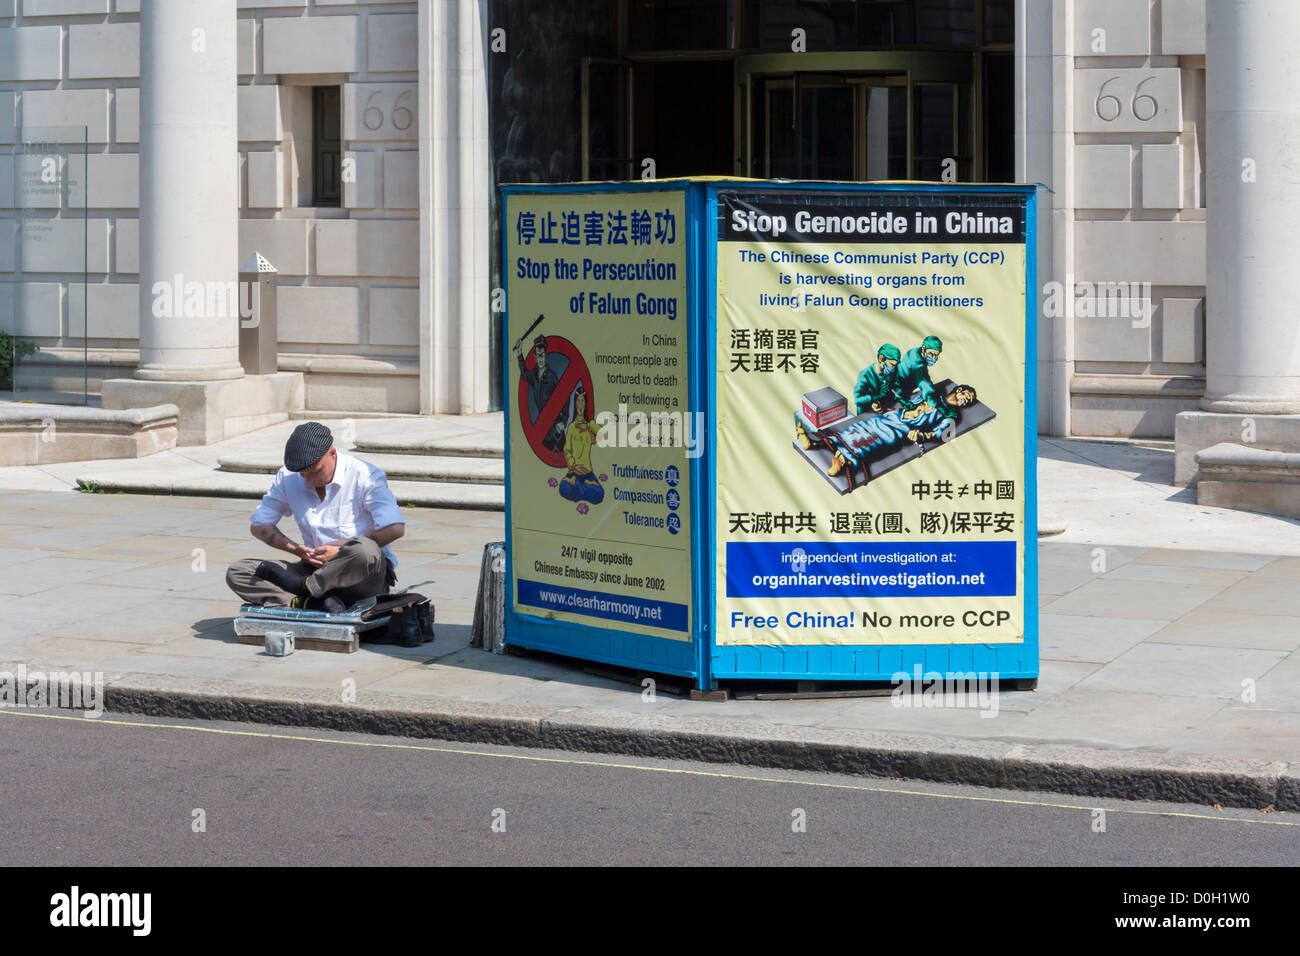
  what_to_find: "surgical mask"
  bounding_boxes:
[924,354,938,366]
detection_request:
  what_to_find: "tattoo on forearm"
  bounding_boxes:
[254,525,295,551]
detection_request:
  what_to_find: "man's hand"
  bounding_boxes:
[303,544,340,567]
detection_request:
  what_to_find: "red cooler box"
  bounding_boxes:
[801,387,848,429]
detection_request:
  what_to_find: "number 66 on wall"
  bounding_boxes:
[1074,68,1182,133]
[343,83,418,140]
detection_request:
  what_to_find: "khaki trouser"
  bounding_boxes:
[226,536,394,608]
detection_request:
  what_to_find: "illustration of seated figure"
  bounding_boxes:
[798,384,977,490]
[558,386,604,505]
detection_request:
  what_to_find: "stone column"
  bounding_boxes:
[1015,0,1071,438]
[102,0,304,445]
[1201,0,1300,414]
[1172,0,1300,512]
[135,0,243,382]
[418,0,491,414]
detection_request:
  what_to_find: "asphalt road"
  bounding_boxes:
[2,708,1297,866]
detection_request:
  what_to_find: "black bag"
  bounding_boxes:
[363,593,434,647]
[385,606,420,646]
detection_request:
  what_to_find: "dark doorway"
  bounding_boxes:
[982,52,1015,183]
[632,60,734,178]
[312,86,341,207]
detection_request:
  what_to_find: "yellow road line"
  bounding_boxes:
[2,708,1295,826]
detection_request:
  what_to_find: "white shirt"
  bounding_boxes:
[251,453,405,569]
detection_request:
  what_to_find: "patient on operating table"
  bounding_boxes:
[796,384,977,490]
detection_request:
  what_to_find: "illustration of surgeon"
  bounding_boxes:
[853,343,901,414]
[558,385,605,506]
[821,384,977,490]
[892,335,946,409]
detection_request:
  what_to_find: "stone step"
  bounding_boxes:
[353,435,503,459]
[218,449,504,484]
[0,401,177,466]
[289,409,425,420]
[1195,442,1300,520]
[72,470,504,511]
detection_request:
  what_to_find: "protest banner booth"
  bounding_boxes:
[502,179,1037,694]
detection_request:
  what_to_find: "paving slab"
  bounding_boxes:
[1170,707,1300,764]
[1038,613,1168,663]
[0,546,44,567]
[1143,607,1300,652]
[6,581,160,622]
[0,556,148,597]
[1130,549,1283,572]
[1204,575,1300,616]
[33,596,234,644]
[1102,562,1248,589]
[1043,578,1221,621]
[821,697,1028,736]
[1001,689,1230,751]
[1246,658,1300,712]
[1078,643,1289,700]
[5,524,148,551]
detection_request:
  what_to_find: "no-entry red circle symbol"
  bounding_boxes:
[517,335,595,468]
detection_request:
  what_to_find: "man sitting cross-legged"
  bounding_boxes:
[225,421,405,614]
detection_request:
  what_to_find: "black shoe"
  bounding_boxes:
[321,593,347,615]
[415,602,434,643]
[255,561,311,597]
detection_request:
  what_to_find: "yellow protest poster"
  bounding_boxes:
[714,188,1030,647]
[504,187,694,642]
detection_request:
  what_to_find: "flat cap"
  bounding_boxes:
[284,421,333,472]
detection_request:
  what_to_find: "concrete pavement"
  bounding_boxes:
[0,435,1299,809]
